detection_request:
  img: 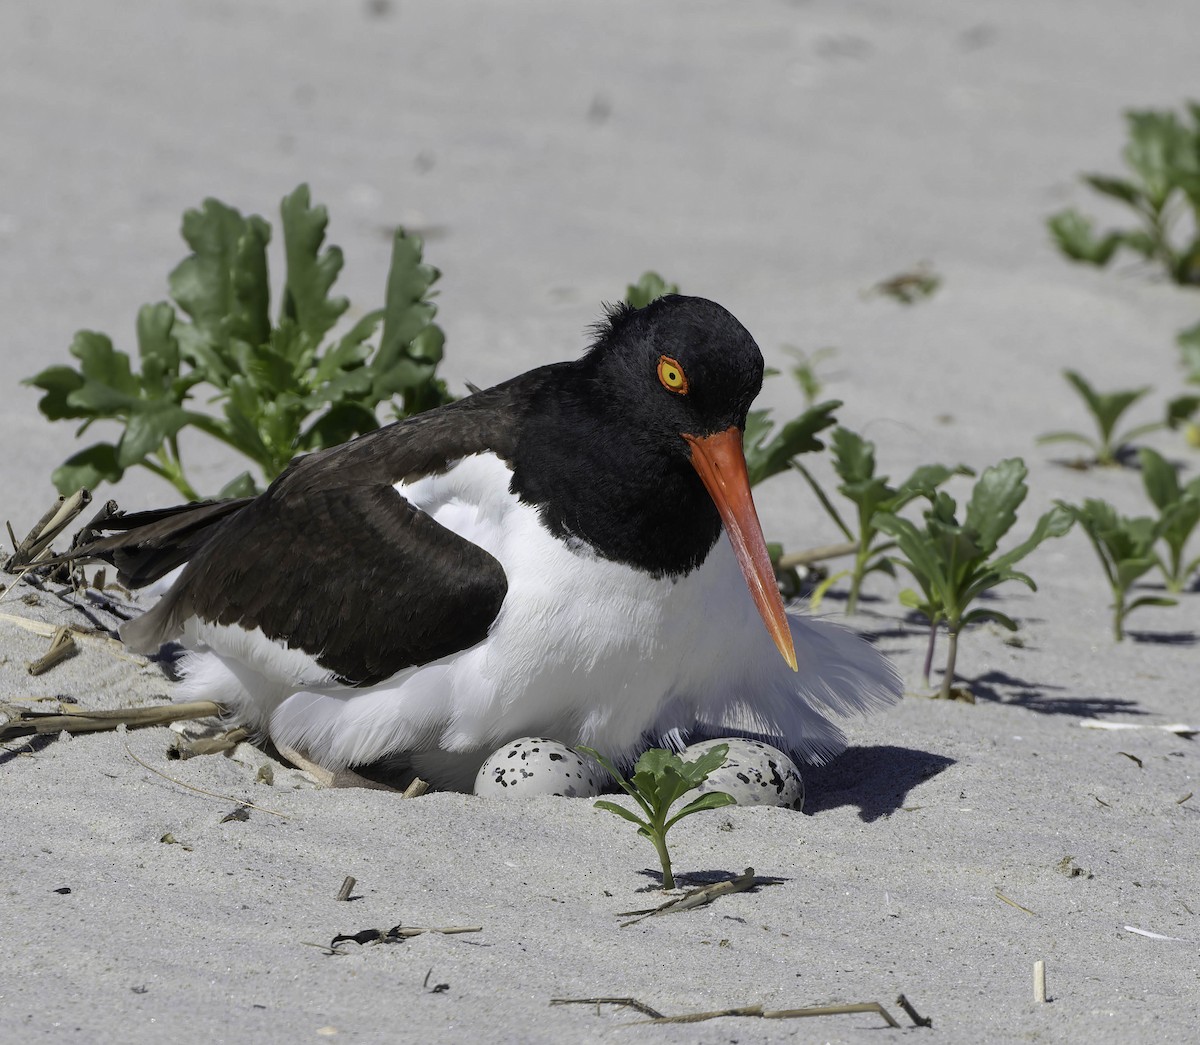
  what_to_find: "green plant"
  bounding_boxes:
[625,271,680,309]
[1057,499,1176,640]
[793,427,972,614]
[1037,370,1160,467]
[1047,103,1200,286]
[874,459,1074,698]
[1139,447,1200,592]
[25,185,451,500]
[782,345,838,406]
[581,744,735,891]
[1169,324,1200,447]
[742,400,841,488]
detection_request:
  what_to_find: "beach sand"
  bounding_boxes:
[2,2,1198,1041]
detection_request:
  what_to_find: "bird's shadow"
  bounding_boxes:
[962,669,1149,717]
[803,745,955,822]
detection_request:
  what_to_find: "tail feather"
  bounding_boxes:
[68,498,252,589]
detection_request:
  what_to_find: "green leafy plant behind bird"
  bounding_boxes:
[1057,498,1176,641]
[1037,370,1160,468]
[25,185,451,500]
[874,459,1074,698]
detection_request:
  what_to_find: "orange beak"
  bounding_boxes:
[683,427,798,672]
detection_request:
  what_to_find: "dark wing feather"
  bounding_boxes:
[71,498,254,588]
[125,482,508,686]
[90,369,564,684]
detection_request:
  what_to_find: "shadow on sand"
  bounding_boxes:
[804,744,954,822]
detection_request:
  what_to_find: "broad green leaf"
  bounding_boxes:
[170,197,262,364]
[230,215,272,348]
[625,271,679,309]
[665,790,736,829]
[830,426,875,485]
[965,458,1027,555]
[592,800,650,830]
[990,505,1075,572]
[280,184,349,345]
[677,743,730,787]
[313,310,384,384]
[744,400,840,486]
[377,228,439,371]
[1082,174,1144,206]
[1123,109,1191,210]
[25,365,87,420]
[135,303,181,392]
[895,462,972,502]
[116,401,190,468]
[1047,210,1121,265]
[962,608,1019,630]
[217,471,259,498]
[52,443,123,494]
[1125,594,1178,612]
[1139,447,1179,510]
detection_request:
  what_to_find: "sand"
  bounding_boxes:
[2,1,1198,1042]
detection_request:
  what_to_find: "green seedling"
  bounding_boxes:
[580,745,735,891]
[1171,325,1200,447]
[743,399,841,488]
[792,427,972,614]
[1037,370,1160,467]
[624,271,680,309]
[26,185,451,499]
[1047,103,1200,286]
[782,345,839,407]
[1139,447,1200,592]
[875,459,1074,698]
[1057,498,1176,641]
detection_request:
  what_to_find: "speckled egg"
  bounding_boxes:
[473,737,606,799]
[681,738,805,810]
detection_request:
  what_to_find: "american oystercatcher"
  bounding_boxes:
[80,295,899,790]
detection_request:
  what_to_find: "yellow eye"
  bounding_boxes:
[657,355,688,394]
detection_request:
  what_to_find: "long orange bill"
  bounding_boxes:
[683,427,798,672]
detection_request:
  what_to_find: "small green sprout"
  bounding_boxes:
[25,185,451,500]
[624,271,680,309]
[782,345,838,407]
[1047,103,1200,286]
[1138,448,1200,592]
[875,459,1074,699]
[793,427,972,614]
[1170,325,1200,448]
[1037,370,1161,467]
[580,745,735,891]
[1057,498,1176,641]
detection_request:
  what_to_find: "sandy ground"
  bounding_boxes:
[2,1,1199,1042]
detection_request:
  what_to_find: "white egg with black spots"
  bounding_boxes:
[682,738,804,810]
[473,737,605,799]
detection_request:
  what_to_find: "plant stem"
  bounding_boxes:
[922,620,937,689]
[939,623,960,700]
[140,456,200,502]
[1112,594,1125,642]
[652,830,675,890]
